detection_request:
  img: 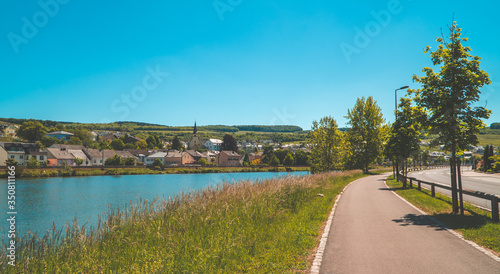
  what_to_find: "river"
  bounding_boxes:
[0,171,309,239]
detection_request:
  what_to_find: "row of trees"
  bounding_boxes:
[310,21,492,216]
[309,96,385,174]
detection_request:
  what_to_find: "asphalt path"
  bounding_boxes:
[409,168,500,210]
[319,173,500,273]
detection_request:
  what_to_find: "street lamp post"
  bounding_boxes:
[394,86,409,182]
[395,86,409,119]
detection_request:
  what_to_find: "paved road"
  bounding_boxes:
[319,173,500,273]
[410,168,500,210]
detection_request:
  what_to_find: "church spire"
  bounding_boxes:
[193,121,197,134]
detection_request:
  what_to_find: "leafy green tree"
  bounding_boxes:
[17,121,48,142]
[222,134,238,151]
[41,136,59,148]
[411,21,491,213]
[124,157,136,166]
[294,150,309,166]
[274,149,291,164]
[262,145,274,164]
[283,153,294,167]
[74,158,84,166]
[68,137,82,145]
[269,154,280,167]
[136,140,148,150]
[105,154,124,166]
[171,136,182,150]
[309,116,345,173]
[152,158,163,167]
[243,153,250,165]
[27,157,40,168]
[73,129,93,142]
[124,143,137,149]
[384,97,426,179]
[198,158,208,166]
[110,139,125,150]
[345,97,385,173]
[483,145,494,171]
[146,134,163,149]
[5,158,19,166]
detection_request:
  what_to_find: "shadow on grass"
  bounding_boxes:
[392,214,446,230]
[432,213,489,230]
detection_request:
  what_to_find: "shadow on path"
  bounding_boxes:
[392,214,446,230]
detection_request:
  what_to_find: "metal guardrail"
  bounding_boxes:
[397,170,499,222]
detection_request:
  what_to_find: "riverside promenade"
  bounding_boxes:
[317,173,500,273]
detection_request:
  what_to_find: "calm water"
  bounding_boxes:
[0,171,308,238]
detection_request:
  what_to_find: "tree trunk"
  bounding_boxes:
[396,160,399,182]
[392,161,395,180]
[457,158,464,215]
[450,148,459,214]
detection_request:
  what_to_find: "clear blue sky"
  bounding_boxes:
[1,1,499,130]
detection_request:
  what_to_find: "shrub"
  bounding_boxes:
[105,155,124,166]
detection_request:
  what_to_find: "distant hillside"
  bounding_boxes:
[0,118,303,133]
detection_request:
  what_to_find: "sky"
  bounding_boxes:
[1,0,499,130]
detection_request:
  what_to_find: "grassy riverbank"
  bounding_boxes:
[1,170,365,273]
[0,166,311,179]
[386,176,500,255]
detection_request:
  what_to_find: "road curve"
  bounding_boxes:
[319,173,500,274]
[410,168,500,210]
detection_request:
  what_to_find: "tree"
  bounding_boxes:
[222,134,238,151]
[110,139,125,151]
[74,158,84,166]
[105,154,124,166]
[136,140,148,150]
[411,21,491,213]
[41,136,59,148]
[146,135,157,149]
[73,129,93,142]
[309,116,345,173]
[274,149,291,164]
[269,154,280,167]
[294,150,309,166]
[262,145,274,164]
[171,136,182,150]
[198,158,208,166]
[68,137,82,145]
[5,158,19,167]
[152,158,163,167]
[27,156,40,168]
[243,153,250,165]
[17,121,48,142]
[483,145,494,171]
[384,97,426,181]
[145,134,164,149]
[345,97,385,173]
[124,157,136,166]
[490,123,500,129]
[283,154,294,167]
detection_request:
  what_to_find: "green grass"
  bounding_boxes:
[1,170,365,273]
[477,134,500,147]
[386,176,500,254]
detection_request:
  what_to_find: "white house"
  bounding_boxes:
[146,152,168,166]
[204,139,223,151]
